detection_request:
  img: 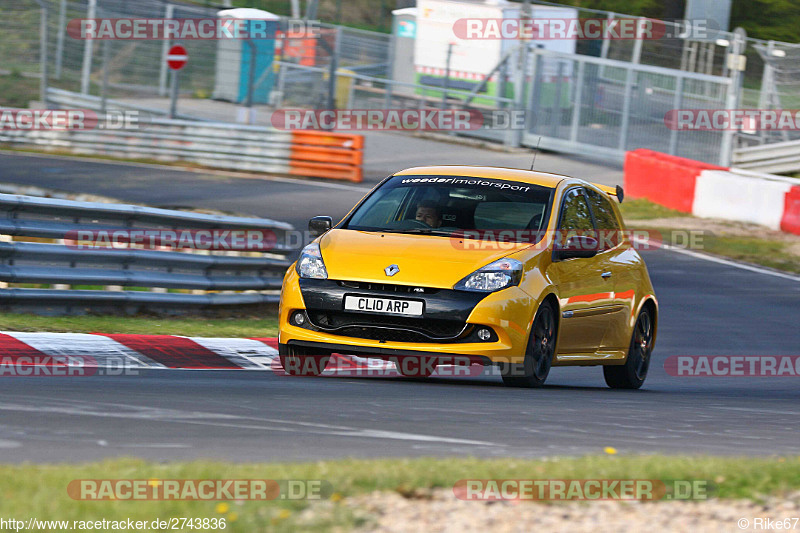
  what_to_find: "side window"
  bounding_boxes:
[559,188,594,234]
[585,189,620,231]
[585,188,621,251]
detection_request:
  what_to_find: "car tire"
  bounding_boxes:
[501,300,556,388]
[279,344,331,376]
[603,306,654,389]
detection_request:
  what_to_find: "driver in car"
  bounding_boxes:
[415,200,443,228]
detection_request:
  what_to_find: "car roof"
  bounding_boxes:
[393,166,570,188]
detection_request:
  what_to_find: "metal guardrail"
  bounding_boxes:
[45,88,205,121]
[0,119,297,177]
[6,88,365,182]
[0,193,294,313]
[732,139,800,174]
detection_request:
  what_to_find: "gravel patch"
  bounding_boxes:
[301,489,800,532]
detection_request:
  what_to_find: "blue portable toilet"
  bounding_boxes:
[212,8,279,104]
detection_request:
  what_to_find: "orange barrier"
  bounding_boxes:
[288,131,364,183]
[781,185,800,236]
[624,149,726,213]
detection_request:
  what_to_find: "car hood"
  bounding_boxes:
[319,229,533,289]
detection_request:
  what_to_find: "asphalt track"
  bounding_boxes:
[0,149,798,462]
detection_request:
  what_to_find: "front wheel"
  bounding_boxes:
[279,344,331,376]
[501,301,556,388]
[603,307,654,389]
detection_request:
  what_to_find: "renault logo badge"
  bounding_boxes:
[384,264,400,277]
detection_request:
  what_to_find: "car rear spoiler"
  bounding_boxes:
[591,183,625,203]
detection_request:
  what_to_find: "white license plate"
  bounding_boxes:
[344,296,423,316]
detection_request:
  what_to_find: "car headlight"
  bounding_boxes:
[454,258,523,292]
[296,242,328,279]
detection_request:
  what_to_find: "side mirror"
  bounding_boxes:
[554,235,599,261]
[308,216,333,237]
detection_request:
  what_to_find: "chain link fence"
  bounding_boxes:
[4,0,800,167]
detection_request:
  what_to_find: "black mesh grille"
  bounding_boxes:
[337,281,439,294]
[306,310,467,342]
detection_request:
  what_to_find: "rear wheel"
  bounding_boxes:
[279,344,331,376]
[501,301,556,388]
[603,307,654,389]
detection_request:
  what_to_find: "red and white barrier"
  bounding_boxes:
[624,149,800,236]
[0,332,393,374]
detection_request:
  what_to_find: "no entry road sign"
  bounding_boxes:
[167,45,188,70]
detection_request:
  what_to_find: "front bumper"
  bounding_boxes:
[279,270,535,364]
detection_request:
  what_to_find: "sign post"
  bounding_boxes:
[167,44,188,119]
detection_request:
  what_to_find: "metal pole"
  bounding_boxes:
[720,28,747,166]
[668,75,684,155]
[80,0,97,94]
[631,17,643,65]
[511,0,532,147]
[305,0,318,21]
[159,4,175,97]
[618,65,636,151]
[758,40,775,110]
[54,0,66,79]
[569,60,585,143]
[618,21,644,150]
[550,61,564,138]
[169,69,179,119]
[245,40,255,123]
[328,41,338,110]
[384,32,395,110]
[442,43,453,110]
[101,39,110,113]
[39,2,49,107]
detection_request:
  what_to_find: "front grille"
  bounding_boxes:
[337,281,439,294]
[306,309,468,342]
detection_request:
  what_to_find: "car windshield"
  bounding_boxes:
[344,175,554,242]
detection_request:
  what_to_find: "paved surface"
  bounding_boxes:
[0,248,798,463]
[119,96,626,185]
[0,134,621,231]
[0,147,797,463]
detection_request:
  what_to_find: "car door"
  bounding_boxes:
[547,187,614,355]
[584,187,633,352]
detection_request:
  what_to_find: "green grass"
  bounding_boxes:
[0,456,798,531]
[620,198,687,220]
[703,235,800,274]
[0,71,40,107]
[620,199,800,274]
[0,313,279,337]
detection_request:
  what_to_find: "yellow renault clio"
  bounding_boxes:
[279,166,658,388]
